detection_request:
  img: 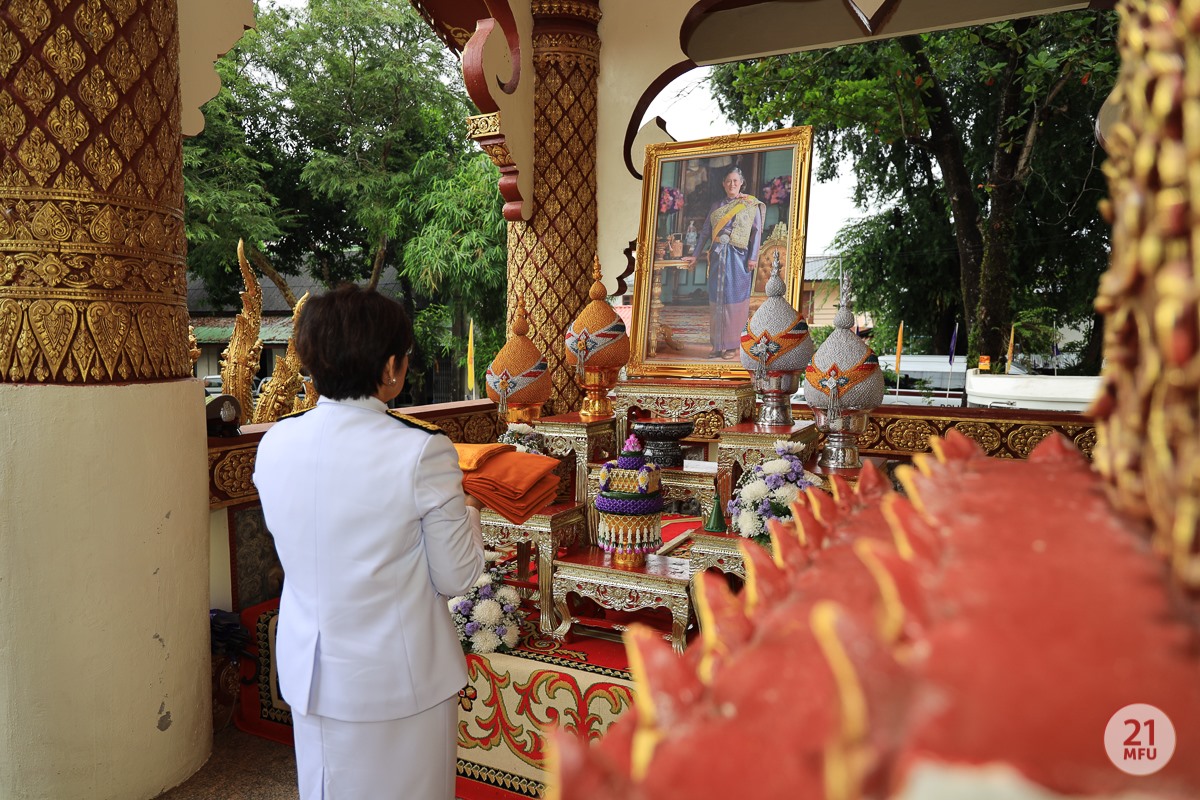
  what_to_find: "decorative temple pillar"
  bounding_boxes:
[0,0,210,797]
[1093,0,1200,588]
[505,0,600,415]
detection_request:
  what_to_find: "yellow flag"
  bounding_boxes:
[895,321,904,377]
[466,319,475,395]
[1006,323,1015,374]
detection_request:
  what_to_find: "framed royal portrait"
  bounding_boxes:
[626,126,814,379]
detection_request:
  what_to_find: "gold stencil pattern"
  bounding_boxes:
[12,0,53,44]
[46,96,89,152]
[507,1,601,414]
[0,0,188,384]
[1093,0,1200,586]
[44,25,87,83]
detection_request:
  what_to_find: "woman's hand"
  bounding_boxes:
[463,493,485,510]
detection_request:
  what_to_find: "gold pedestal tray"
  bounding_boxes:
[480,501,587,633]
[551,547,694,654]
[613,378,755,443]
[717,419,820,517]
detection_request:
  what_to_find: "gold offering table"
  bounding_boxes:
[551,548,694,654]
[534,413,619,508]
[613,378,756,443]
[717,419,821,510]
[479,501,587,633]
[689,530,751,580]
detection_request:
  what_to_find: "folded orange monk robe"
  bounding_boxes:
[453,446,562,525]
[454,442,515,472]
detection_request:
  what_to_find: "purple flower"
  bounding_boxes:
[455,600,474,615]
[502,604,515,613]
[764,473,785,490]
[495,626,507,637]
[758,499,772,515]
[465,622,481,635]
[479,585,494,598]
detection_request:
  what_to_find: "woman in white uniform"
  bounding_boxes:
[253,285,486,800]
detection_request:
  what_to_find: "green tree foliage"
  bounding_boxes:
[184,0,508,403]
[712,11,1117,370]
[183,54,287,308]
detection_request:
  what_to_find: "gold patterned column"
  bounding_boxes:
[1094,0,1199,586]
[505,0,600,414]
[0,0,189,384]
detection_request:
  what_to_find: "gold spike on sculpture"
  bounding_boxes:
[187,326,201,368]
[219,239,263,420]
[252,292,310,424]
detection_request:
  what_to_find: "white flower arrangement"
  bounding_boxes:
[448,560,525,654]
[726,440,815,545]
[498,423,548,455]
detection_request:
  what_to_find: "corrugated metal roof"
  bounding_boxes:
[191,316,297,345]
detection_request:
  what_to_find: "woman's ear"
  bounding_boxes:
[383,354,399,386]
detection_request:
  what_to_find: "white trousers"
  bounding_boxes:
[292,694,459,800]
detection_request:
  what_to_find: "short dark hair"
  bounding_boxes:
[296,284,413,401]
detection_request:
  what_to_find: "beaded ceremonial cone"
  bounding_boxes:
[486,297,552,424]
[565,256,629,419]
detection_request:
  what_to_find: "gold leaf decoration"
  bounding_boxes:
[109,103,144,158]
[105,36,139,92]
[31,253,70,287]
[0,90,28,149]
[103,0,137,26]
[74,0,115,53]
[133,82,160,130]
[79,65,118,121]
[148,0,172,42]
[43,24,86,84]
[28,298,79,378]
[12,0,52,44]
[53,161,91,191]
[83,133,122,189]
[30,201,71,241]
[86,300,132,377]
[17,128,61,185]
[0,23,23,78]
[69,322,97,380]
[46,95,89,153]
[14,60,56,115]
[0,300,22,378]
[129,16,156,68]
[137,147,164,192]
[15,319,38,380]
[139,213,167,251]
[89,254,129,288]
[136,302,169,376]
[88,205,126,245]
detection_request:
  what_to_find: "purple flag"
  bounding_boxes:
[1052,341,1061,358]
[948,322,959,366]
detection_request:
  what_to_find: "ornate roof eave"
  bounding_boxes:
[412,0,532,221]
[179,0,257,136]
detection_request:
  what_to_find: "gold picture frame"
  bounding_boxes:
[627,126,814,379]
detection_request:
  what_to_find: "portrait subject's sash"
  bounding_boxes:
[709,195,764,250]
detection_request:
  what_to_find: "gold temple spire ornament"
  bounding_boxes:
[485,296,552,423]
[564,255,629,419]
[252,292,309,424]
[219,239,263,420]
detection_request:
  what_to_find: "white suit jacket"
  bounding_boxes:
[253,396,485,722]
